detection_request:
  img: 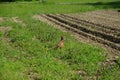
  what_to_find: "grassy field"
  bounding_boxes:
[0,0,120,80]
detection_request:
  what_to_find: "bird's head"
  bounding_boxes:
[61,36,64,40]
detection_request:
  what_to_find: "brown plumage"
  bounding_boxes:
[48,36,64,50]
[54,36,64,49]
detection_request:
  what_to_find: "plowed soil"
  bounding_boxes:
[33,10,120,65]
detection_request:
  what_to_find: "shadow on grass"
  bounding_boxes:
[84,1,120,9]
[57,1,120,9]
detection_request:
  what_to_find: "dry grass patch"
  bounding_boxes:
[0,17,3,23]
[0,26,12,33]
[11,17,26,27]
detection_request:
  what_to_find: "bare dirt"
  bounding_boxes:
[33,10,120,79]
[68,10,120,29]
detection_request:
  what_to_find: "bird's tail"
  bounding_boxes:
[47,46,58,51]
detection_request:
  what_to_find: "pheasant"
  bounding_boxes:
[55,36,64,49]
[48,36,64,50]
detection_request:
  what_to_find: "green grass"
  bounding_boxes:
[0,0,120,80]
[0,0,120,16]
[48,0,119,2]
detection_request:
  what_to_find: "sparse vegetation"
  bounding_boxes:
[0,0,120,80]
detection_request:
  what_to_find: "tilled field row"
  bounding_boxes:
[68,11,120,29]
[91,10,120,19]
[40,14,120,52]
[46,14,120,43]
[81,12,120,22]
[87,11,120,22]
[58,14,119,36]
